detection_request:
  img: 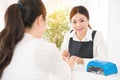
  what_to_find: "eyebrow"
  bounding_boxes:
[72,18,85,21]
[79,18,85,20]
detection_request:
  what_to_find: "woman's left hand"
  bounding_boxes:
[76,57,84,64]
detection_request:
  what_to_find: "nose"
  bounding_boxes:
[76,22,81,27]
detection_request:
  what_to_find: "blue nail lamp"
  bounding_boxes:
[86,60,118,76]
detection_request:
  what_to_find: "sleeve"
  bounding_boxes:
[84,31,109,66]
[48,44,71,80]
[60,32,70,53]
[34,41,71,80]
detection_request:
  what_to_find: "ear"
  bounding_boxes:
[36,15,44,27]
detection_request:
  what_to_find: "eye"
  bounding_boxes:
[72,21,76,23]
[80,20,84,22]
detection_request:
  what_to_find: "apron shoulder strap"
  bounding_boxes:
[70,30,96,41]
[70,30,74,33]
[92,30,96,41]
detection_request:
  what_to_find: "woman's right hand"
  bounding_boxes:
[65,56,77,68]
[62,50,70,61]
[62,50,77,68]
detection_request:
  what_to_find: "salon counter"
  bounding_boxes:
[49,64,120,80]
[71,64,120,80]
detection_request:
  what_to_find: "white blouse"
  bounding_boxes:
[61,28,108,66]
[1,33,71,80]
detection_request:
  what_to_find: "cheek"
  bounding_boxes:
[45,22,48,29]
[44,21,47,28]
[44,25,47,31]
[81,21,89,28]
[83,24,88,28]
[72,25,76,30]
[41,22,47,33]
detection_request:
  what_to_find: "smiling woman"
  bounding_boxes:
[61,5,108,66]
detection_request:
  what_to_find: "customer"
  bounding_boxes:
[61,5,108,66]
[0,0,76,80]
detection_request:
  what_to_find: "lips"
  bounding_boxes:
[76,28,84,32]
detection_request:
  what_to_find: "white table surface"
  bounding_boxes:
[49,64,120,80]
[71,64,120,80]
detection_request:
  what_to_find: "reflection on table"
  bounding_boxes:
[71,64,120,80]
[49,64,120,80]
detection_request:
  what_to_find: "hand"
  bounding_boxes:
[76,57,84,64]
[62,50,70,61]
[65,56,77,68]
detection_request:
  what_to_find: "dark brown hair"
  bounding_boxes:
[0,0,46,77]
[70,5,91,29]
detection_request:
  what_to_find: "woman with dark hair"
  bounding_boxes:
[0,0,76,80]
[61,5,108,66]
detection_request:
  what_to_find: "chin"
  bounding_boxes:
[78,32,83,35]
[75,30,83,34]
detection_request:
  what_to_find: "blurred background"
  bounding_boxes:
[0,0,120,66]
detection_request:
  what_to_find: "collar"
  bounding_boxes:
[70,28,93,41]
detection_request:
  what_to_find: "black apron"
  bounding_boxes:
[68,30,96,58]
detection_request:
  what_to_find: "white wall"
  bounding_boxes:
[0,0,17,31]
[108,0,120,66]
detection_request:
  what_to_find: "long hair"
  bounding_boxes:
[70,5,91,29]
[0,0,46,78]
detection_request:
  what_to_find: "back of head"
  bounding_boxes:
[18,0,46,27]
[0,0,46,78]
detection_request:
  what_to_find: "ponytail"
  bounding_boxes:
[0,4,24,77]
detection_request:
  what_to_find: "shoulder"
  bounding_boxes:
[94,31,104,38]
[65,30,71,36]
[36,39,57,50]
[93,30,105,43]
[89,29,103,38]
[64,30,75,38]
[35,39,60,55]
[34,39,61,63]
